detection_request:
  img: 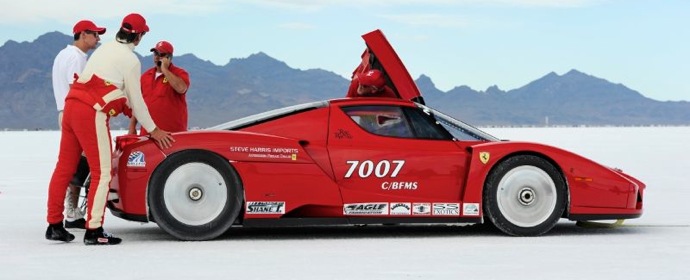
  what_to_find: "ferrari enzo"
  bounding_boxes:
[108,30,645,241]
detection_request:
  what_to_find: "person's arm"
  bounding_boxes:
[128,117,138,135]
[124,61,174,148]
[125,61,156,132]
[346,75,360,98]
[64,56,83,85]
[159,57,188,94]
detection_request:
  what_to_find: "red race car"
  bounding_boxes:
[108,30,644,241]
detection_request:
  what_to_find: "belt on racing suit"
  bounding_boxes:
[66,75,132,118]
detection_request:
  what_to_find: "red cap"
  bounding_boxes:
[73,20,106,35]
[150,41,174,55]
[358,69,386,88]
[121,13,149,34]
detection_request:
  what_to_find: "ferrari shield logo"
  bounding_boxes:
[479,152,490,164]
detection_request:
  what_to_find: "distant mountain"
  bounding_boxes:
[1,32,688,130]
[421,70,690,126]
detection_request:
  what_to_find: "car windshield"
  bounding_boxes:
[207,101,329,130]
[415,103,499,142]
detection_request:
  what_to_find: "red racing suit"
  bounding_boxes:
[47,40,158,230]
[46,76,125,229]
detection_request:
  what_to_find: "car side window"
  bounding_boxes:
[342,106,413,138]
[402,107,452,140]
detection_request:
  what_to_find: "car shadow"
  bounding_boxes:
[113,221,655,242]
[215,221,650,241]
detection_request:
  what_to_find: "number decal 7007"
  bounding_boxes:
[344,160,405,178]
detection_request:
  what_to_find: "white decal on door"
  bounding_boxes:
[344,160,405,178]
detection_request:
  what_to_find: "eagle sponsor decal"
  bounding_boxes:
[344,203,388,215]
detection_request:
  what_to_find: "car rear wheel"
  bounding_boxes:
[148,150,243,241]
[483,155,566,236]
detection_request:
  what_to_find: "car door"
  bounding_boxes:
[347,29,425,104]
[327,102,470,217]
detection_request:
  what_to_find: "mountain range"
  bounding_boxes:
[1,31,688,130]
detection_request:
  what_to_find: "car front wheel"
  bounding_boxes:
[483,155,566,236]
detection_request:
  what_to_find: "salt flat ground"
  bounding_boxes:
[0,127,688,280]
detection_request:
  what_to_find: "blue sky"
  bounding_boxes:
[1,0,687,101]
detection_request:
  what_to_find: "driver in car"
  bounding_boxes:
[346,69,397,98]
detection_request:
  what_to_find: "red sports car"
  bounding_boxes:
[108,30,645,241]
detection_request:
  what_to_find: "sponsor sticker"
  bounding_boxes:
[412,203,431,215]
[433,203,461,216]
[463,203,480,216]
[344,203,389,215]
[126,151,145,167]
[246,201,286,214]
[381,181,418,190]
[230,146,299,160]
[389,203,412,215]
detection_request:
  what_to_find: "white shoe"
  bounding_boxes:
[65,206,85,222]
[64,185,85,221]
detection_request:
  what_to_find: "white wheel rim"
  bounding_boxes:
[163,162,228,226]
[496,165,557,227]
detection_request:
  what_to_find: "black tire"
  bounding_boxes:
[483,155,566,236]
[148,150,243,241]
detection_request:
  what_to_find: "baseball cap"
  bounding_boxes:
[121,13,149,34]
[358,69,386,88]
[73,20,106,35]
[150,41,174,55]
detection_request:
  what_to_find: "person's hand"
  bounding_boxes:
[148,128,175,149]
[160,56,171,70]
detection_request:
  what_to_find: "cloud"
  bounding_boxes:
[278,22,316,30]
[239,0,598,11]
[379,14,469,29]
[0,0,599,24]
[485,0,600,8]
[0,0,225,24]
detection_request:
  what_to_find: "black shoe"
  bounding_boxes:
[65,218,86,229]
[45,223,75,242]
[84,227,122,245]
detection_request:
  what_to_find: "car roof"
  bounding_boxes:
[207,101,329,130]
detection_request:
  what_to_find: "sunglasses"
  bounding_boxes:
[154,52,170,58]
[84,31,100,37]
